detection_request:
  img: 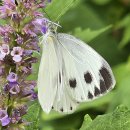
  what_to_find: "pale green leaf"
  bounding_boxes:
[119,24,130,48]
[80,115,92,130]
[92,0,112,5]
[45,0,79,21]
[74,25,112,42]
[107,58,130,111]
[23,102,41,130]
[80,105,130,130]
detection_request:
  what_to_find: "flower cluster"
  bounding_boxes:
[0,0,50,129]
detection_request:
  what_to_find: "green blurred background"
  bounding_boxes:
[36,0,130,130]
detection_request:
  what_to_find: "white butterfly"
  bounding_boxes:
[37,23,116,114]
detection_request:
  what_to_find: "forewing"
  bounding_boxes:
[38,35,59,113]
[57,33,116,103]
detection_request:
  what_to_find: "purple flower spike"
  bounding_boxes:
[7,72,18,82]
[0,109,10,126]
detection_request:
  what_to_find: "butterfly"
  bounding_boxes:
[37,22,116,113]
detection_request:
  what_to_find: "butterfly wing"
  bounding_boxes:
[38,32,116,114]
[57,33,116,103]
[37,35,59,113]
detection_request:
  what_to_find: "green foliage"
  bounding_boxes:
[23,102,41,130]
[116,15,130,48]
[80,105,130,130]
[108,58,130,111]
[74,25,112,42]
[45,0,79,21]
[92,0,112,5]
[80,115,92,130]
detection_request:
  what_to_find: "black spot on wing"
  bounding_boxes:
[99,66,113,90]
[70,106,73,110]
[88,91,93,99]
[84,72,92,84]
[60,108,63,112]
[94,87,100,96]
[52,106,54,109]
[100,80,107,93]
[69,79,77,88]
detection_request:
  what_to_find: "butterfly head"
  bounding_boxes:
[47,20,62,34]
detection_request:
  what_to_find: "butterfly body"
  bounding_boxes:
[38,30,116,113]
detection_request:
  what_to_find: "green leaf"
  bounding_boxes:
[92,0,112,5]
[116,15,130,29]
[60,3,105,32]
[119,24,130,48]
[74,25,112,42]
[23,102,41,130]
[45,0,79,21]
[107,58,130,111]
[116,14,130,48]
[80,105,130,130]
[80,115,92,130]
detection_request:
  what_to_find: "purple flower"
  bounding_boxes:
[16,35,23,44]
[23,50,33,56]
[42,26,47,34]
[4,84,10,92]
[11,47,23,62]
[0,1,16,18]
[23,24,37,37]
[0,44,10,61]
[11,105,27,124]
[0,44,10,55]
[32,18,48,34]
[3,35,10,43]
[0,109,10,126]
[21,81,36,96]
[33,11,43,17]
[9,82,20,95]
[32,92,38,100]
[24,2,32,9]
[0,67,4,76]
[0,51,5,61]
[11,109,21,124]
[7,72,18,82]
